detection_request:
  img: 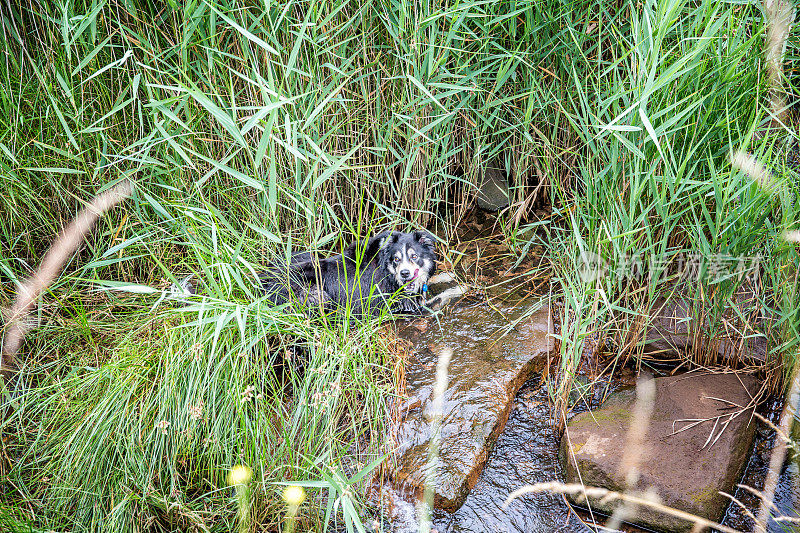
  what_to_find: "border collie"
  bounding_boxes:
[258,231,437,318]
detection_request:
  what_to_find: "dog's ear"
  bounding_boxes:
[372,231,399,250]
[413,230,436,248]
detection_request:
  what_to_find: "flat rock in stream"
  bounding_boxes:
[390,301,553,512]
[560,372,759,532]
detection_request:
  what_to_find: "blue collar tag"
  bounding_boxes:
[422,283,428,293]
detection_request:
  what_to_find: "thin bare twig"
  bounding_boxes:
[752,411,796,449]
[503,482,745,533]
[1,179,133,373]
[719,490,758,524]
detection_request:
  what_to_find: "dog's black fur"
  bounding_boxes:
[258,231,437,318]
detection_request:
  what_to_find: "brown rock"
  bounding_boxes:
[476,157,510,211]
[560,372,759,532]
[390,300,553,512]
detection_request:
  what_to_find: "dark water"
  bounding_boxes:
[722,393,800,533]
[768,454,800,532]
[771,454,800,532]
[768,391,800,532]
[382,376,800,533]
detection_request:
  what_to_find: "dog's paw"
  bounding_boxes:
[425,284,467,311]
[426,271,457,287]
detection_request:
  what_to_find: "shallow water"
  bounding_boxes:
[770,393,800,532]
[771,456,800,532]
[380,377,592,533]
[721,394,800,533]
[384,288,590,533]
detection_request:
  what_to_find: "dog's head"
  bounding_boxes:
[380,231,437,294]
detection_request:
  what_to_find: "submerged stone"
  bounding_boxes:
[560,372,759,532]
[389,299,553,512]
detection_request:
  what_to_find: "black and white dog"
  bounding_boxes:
[258,231,438,318]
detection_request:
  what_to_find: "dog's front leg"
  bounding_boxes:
[423,272,466,311]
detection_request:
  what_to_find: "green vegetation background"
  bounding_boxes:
[0,0,798,531]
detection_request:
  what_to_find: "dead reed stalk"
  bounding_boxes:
[733,2,798,514]
[418,346,452,533]
[606,374,656,530]
[764,0,795,126]
[503,482,745,533]
[1,179,133,374]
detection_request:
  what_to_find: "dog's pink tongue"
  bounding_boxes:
[411,268,419,280]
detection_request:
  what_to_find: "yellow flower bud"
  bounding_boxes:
[227,465,252,486]
[282,485,306,506]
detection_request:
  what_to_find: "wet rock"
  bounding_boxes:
[391,300,553,512]
[476,158,509,211]
[434,379,592,533]
[561,372,759,532]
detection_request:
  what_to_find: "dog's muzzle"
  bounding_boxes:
[400,267,427,294]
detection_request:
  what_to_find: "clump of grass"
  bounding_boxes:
[4,296,399,531]
[541,0,799,415]
[0,1,564,527]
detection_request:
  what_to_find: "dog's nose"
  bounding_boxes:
[400,269,411,280]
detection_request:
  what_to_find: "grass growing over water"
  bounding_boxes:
[545,0,800,418]
[0,0,798,531]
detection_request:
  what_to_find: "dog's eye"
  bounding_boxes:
[394,257,401,263]
[410,254,418,260]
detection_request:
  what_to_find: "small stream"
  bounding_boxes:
[379,283,596,533]
[378,287,799,533]
[723,395,800,533]
[430,376,590,533]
